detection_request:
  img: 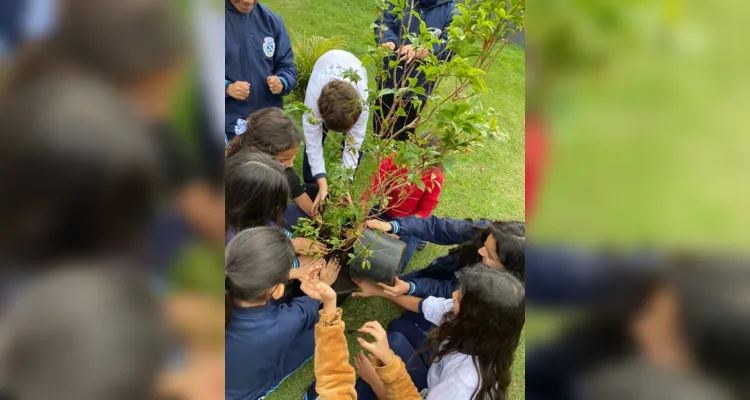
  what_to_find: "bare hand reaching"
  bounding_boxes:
[352,278,385,298]
[377,276,410,297]
[320,257,341,286]
[292,237,328,256]
[365,219,392,232]
[357,321,394,366]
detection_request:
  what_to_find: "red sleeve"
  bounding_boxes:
[415,169,443,218]
[363,158,393,203]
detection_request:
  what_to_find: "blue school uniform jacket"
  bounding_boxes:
[225,297,319,400]
[374,0,457,98]
[390,215,489,298]
[225,0,297,140]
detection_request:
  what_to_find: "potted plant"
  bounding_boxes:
[287,0,525,295]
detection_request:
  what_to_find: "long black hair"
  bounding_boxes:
[225,227,296,326]
[225,151,290,230]
[0,76,159,265]
[427,265,525,400]
[450,221,526,282]
[225,108,302,158]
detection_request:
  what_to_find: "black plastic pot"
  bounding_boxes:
[349,229,406,284]
[331,262,358,305]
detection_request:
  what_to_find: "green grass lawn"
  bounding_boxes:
[259,1,526,399]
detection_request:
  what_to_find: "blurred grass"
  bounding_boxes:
[257,0,526,398]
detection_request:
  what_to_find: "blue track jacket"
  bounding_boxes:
[225,0,297,140]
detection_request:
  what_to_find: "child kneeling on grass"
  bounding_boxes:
[226,108,322,229]
[363,156,444,272]
[225,150,327,260]
[225,227,340,400]
[307,266,525,400]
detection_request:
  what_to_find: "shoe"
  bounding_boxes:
[416,240,428,251]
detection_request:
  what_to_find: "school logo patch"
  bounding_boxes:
[263,37,275,57]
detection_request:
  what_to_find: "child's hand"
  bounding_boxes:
[291,255,325,281]
[342,192,353,206]
[267,75,284,95]
[292,237,328,256]
[301,269,336,306]
[357,321,394,366]
[365,219,392,232]
[319,257,341,286]
[352,278,385,298]
[354,350,381,387]
[377,277,410,297]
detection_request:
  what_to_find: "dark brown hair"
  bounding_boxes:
[318,80,363,132]
[427,266,525,400]
[225,227,296,326]
[225,108,302,158]
[225,151,289,230]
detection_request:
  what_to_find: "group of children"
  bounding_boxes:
[223,0,525,398]
[224,101,526,400]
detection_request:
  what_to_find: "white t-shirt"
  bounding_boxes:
[421,297,481,400]
[302,50,369,179]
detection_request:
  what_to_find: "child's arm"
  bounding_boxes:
[414,172,443,219]
[371,215,484,246]
[372,355,422,400]
[301,265,356,399]
[404,276,458,300]
[293,193,317,218]
[314,307,357,400]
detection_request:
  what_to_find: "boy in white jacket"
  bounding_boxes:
[301,50,368,214]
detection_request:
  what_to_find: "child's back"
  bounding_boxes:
[225,297,319,399]
[224,227,321,400]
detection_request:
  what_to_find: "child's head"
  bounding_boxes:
[430,265,525,400]
[450,221,526,283]
[226,108,303,167]
[318,80,363,133]
[478,224,526,281]
[225,151,290,230]
[225,227,296,326]
[0,265,169,400]
[0,76,159,265]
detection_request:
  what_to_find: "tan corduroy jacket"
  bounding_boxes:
[314,309,423,400]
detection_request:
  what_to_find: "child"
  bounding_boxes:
[365,215,525,299]
[225,227,340,400]
[363,156,444,271]
[309,266,525,400]
[225,0,297,142]
[301,50,369,212]
[225,150,326,257]
[226,108,321,228]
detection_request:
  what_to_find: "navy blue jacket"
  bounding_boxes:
[374,0,457,98]
[225,0,297,140]
[225,297,319,400]
[391,215,490,298]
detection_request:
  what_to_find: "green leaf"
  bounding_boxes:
[396,107,408,117]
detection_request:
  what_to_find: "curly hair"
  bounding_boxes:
[427,266,525,400]
[226,108,303,158]
[318,80,363,132]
